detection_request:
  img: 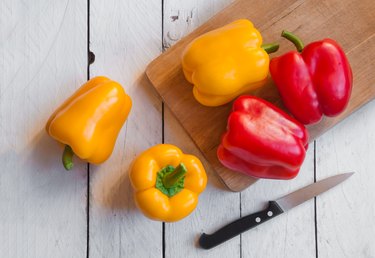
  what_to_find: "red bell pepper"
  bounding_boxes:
[270,31,353,124]
[217,96,309,180]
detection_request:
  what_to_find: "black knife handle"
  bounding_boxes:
[199,201,284,249]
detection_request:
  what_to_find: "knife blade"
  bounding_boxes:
[199,172,354,249]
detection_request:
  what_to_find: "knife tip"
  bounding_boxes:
[340,172,355,181]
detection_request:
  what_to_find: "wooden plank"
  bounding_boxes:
[0,0,87,257]
[146,0,375,191]
[88,0,163,257]
[165,110,241,257]
[241,147,315,257]
[163,2,242,257]
[315,36,375,258]
[164,1,315,257]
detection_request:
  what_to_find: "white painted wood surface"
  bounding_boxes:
[0,0,87,257]
[316,101,375,257]
[1,0,374,258]
[88,0,163,257]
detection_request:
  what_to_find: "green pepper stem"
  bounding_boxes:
[162,163,187,188]
[281,30,304,52]
[62,145,74,171]
[261,43,279,54]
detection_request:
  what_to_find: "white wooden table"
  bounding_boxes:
[1,0,374,257]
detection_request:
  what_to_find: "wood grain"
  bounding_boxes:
[2,1,374,257]
[241,147,315,258]
[88,0,163,257]
[146,0,375,192]
[314,35,375,256]
[0,0,87,257]
[315,101,375,257]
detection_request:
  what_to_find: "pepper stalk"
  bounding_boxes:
[281,30,304,52]
[156,163,187,197]
[261,43,280,54]
[62,145,74,171]
[163,163,187,188]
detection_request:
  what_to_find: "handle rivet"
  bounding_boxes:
[255,217,261,223]
[267,211,273,217]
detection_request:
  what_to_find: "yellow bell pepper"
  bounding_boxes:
[129,144,207,222]
[46,76,132,170]
[181,19,279,106]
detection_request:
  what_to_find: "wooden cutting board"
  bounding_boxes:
[146,0,375,192]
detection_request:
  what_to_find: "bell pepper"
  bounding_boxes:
[46,76,132,170]
[217,96,308,180]
[270,30,353,124]
[129,144,207,222]
[181,19,279,106]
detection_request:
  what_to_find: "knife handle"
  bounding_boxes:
[199,201,284,249]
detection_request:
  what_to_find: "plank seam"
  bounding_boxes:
[161,0,166,257]
[314,140,318,258]
[162,103,165,258]
[86,0,91,257]
[240,192,242,258]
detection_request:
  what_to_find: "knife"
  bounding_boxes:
[199,172,354,249]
